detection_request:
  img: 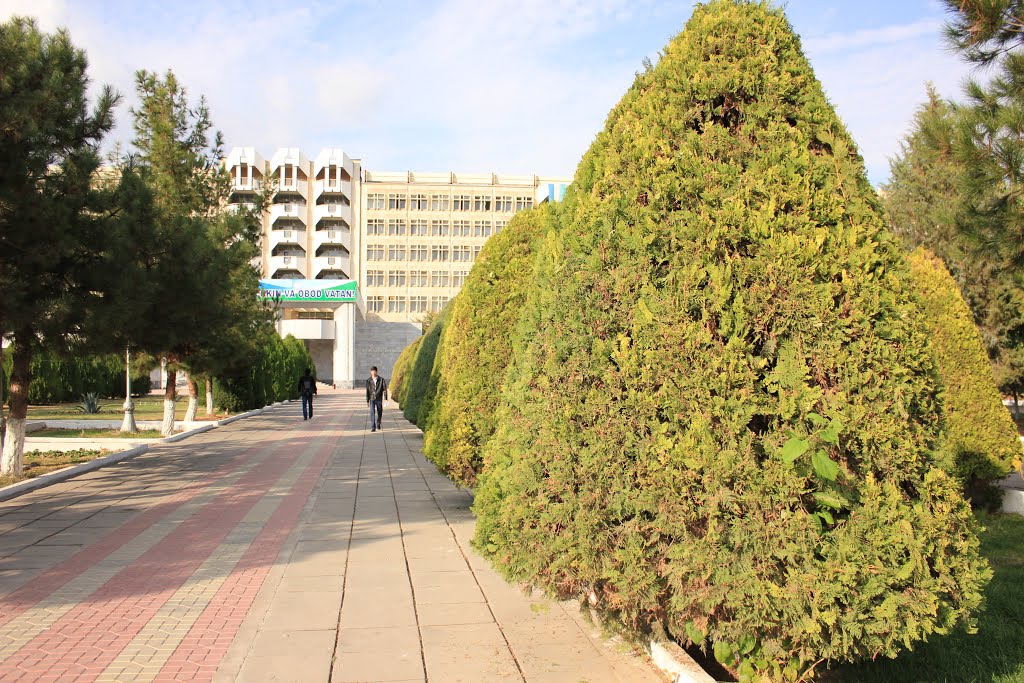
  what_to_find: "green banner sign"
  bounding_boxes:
[258,279,357,303]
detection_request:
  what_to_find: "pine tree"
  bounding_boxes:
[473,2,989,678]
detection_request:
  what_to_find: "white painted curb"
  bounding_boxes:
[648,640,718,683]
[0,444,150,503]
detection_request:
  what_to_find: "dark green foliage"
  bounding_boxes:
[421,206,550,485]
[473,2,989,679]
[390,337,422,406]
[907,248,1021,485]
[212,333,313,412]
[1,349,151,404]
[402,307,450,426]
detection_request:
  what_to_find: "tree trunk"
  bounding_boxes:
[185,375,198,423]
[1013,390,1020,417]
[1,334,32,476]
[205,378,214,416]
[162,368,176,437]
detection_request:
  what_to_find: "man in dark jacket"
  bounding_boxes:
[298,368,317,421]
[366,366,388,432]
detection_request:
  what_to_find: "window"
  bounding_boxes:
[429,295,450,311]
[431,271,450,287]
[452,270,469,287]
[453,246,472,262]
[409,244,429,261]
[431,245,450,262]
[388,271,407,287]
[515,196,534,211]
[410,193,428,210]
[410,219,429,236]
[387,193,407,210]
[410,270,429,287]
[410,296,427,313]
[387,296,406,313]
[453,220,471,237]
[366,219,385,235]
[366,244,385,261]
[387,219,407,236]
[473,245,483,261]
[431,220,450,236]
[367,296,384,313]
[366,193,385,209]
[474,195,492,211]
[366,269,385,286]
[473,220,492,237]
[495,195,513,212]
[453,194,471,211]
[495,220,508,233]
[387,245,406,261]
[431,194,450,211]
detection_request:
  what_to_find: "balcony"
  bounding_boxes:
[313,202,352,228]
[274,177,309,201]
[314,178,352,200]
[269,202,306,226]
[269,254,306,277]
[279,319,335,340]
[313,225,350,252]
[269,227,306,251]
[313,254,351,278]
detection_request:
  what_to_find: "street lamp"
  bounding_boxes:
[120,346,137,433]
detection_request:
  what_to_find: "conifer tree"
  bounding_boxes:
[473,2,989,678]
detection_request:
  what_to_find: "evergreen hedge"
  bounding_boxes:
[213,332,313,412]
[472,1,989,680]
[907,248,1021,486]
[1,349,151,404]
[421,206,551,485]
[390,336,422,406]
[401,306,450,425]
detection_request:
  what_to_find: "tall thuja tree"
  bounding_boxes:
[0,17,119,473]
[885,86,1024,412]
[943,0,1024,266]
[130,70,259,435]
[474,2,988,679]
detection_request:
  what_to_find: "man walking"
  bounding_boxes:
[366,366,388,432]
[298,368,317,421]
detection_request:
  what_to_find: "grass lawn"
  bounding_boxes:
[0,448,107,487]
[33,427,166,439]
[828,512,1024,683]
[7,396,227,422]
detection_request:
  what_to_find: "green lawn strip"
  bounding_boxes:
[7,397,226,422]
[0,448,108,487]
[827,512,1024,683]
[32,428,165,439]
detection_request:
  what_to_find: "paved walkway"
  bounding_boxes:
[0,390,665,682]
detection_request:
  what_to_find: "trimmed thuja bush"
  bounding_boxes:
[401,306,451,425]
[422,205,551,485]
[472,1,989,680]
[390,336,422,406]
[908,248,1021,488]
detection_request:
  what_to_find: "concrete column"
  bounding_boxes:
[333,305,355,388]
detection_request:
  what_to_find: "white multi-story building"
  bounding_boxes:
[224,146,570,387]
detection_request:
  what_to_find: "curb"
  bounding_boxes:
[0,444,150,503]
[0,401,284,502]
[648,640,718,683]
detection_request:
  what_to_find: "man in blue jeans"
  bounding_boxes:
[366,366,388,432]
[298,368,316,420]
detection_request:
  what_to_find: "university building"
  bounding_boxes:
[224,146,569,388]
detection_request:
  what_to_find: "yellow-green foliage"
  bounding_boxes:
[908,248,1022,482]
[421,206,551,485]
[390,336,421,406]
[472,2,989,680]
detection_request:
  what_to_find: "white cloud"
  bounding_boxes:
[803,18,943,54]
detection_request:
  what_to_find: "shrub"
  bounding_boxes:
[213,332,313,412]
[390,336,422,406]
[1,349,152,404]
[472,1,989,680]
[421,206,551,485]
[907,248,1022,486]
[401,305,451,426]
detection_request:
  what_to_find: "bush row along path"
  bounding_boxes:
[0,389,664,683]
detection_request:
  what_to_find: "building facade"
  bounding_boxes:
[224,146,570,387]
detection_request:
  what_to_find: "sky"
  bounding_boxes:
[1,0,982,186]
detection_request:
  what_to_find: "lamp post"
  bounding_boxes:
[120,346,137,433]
